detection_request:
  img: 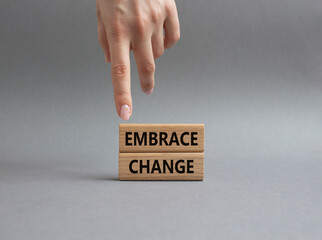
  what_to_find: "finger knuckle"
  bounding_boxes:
[151,9,163,23]
[134,17,148,37]
[141,63,155,75]
[111,64,128,76]
[165,32,180,48]
[109,22,126,39]
[164,1,175,14]
[169,32,180,43]
[174,32,180,42]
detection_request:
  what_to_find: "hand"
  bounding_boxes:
[96,0,180,120]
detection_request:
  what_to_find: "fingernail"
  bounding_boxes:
[144,88,154,95]
[120,104,131,120]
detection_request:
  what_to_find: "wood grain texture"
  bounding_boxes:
[119,152,204,181]
[119,124,204,153]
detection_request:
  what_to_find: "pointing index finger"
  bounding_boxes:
[108,36,132,120]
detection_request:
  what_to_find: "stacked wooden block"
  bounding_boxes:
[119,124,205,180]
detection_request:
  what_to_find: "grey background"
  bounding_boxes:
[0,0,321,239]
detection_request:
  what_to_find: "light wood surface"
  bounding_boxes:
[119,152,204,181]
[119,124,204,153]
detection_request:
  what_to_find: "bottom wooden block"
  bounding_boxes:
[119,152,204,181]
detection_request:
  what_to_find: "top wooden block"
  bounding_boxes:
[119,124,204,153]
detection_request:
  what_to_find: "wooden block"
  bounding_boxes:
[119,124,204,153]
[119,152,204,181]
